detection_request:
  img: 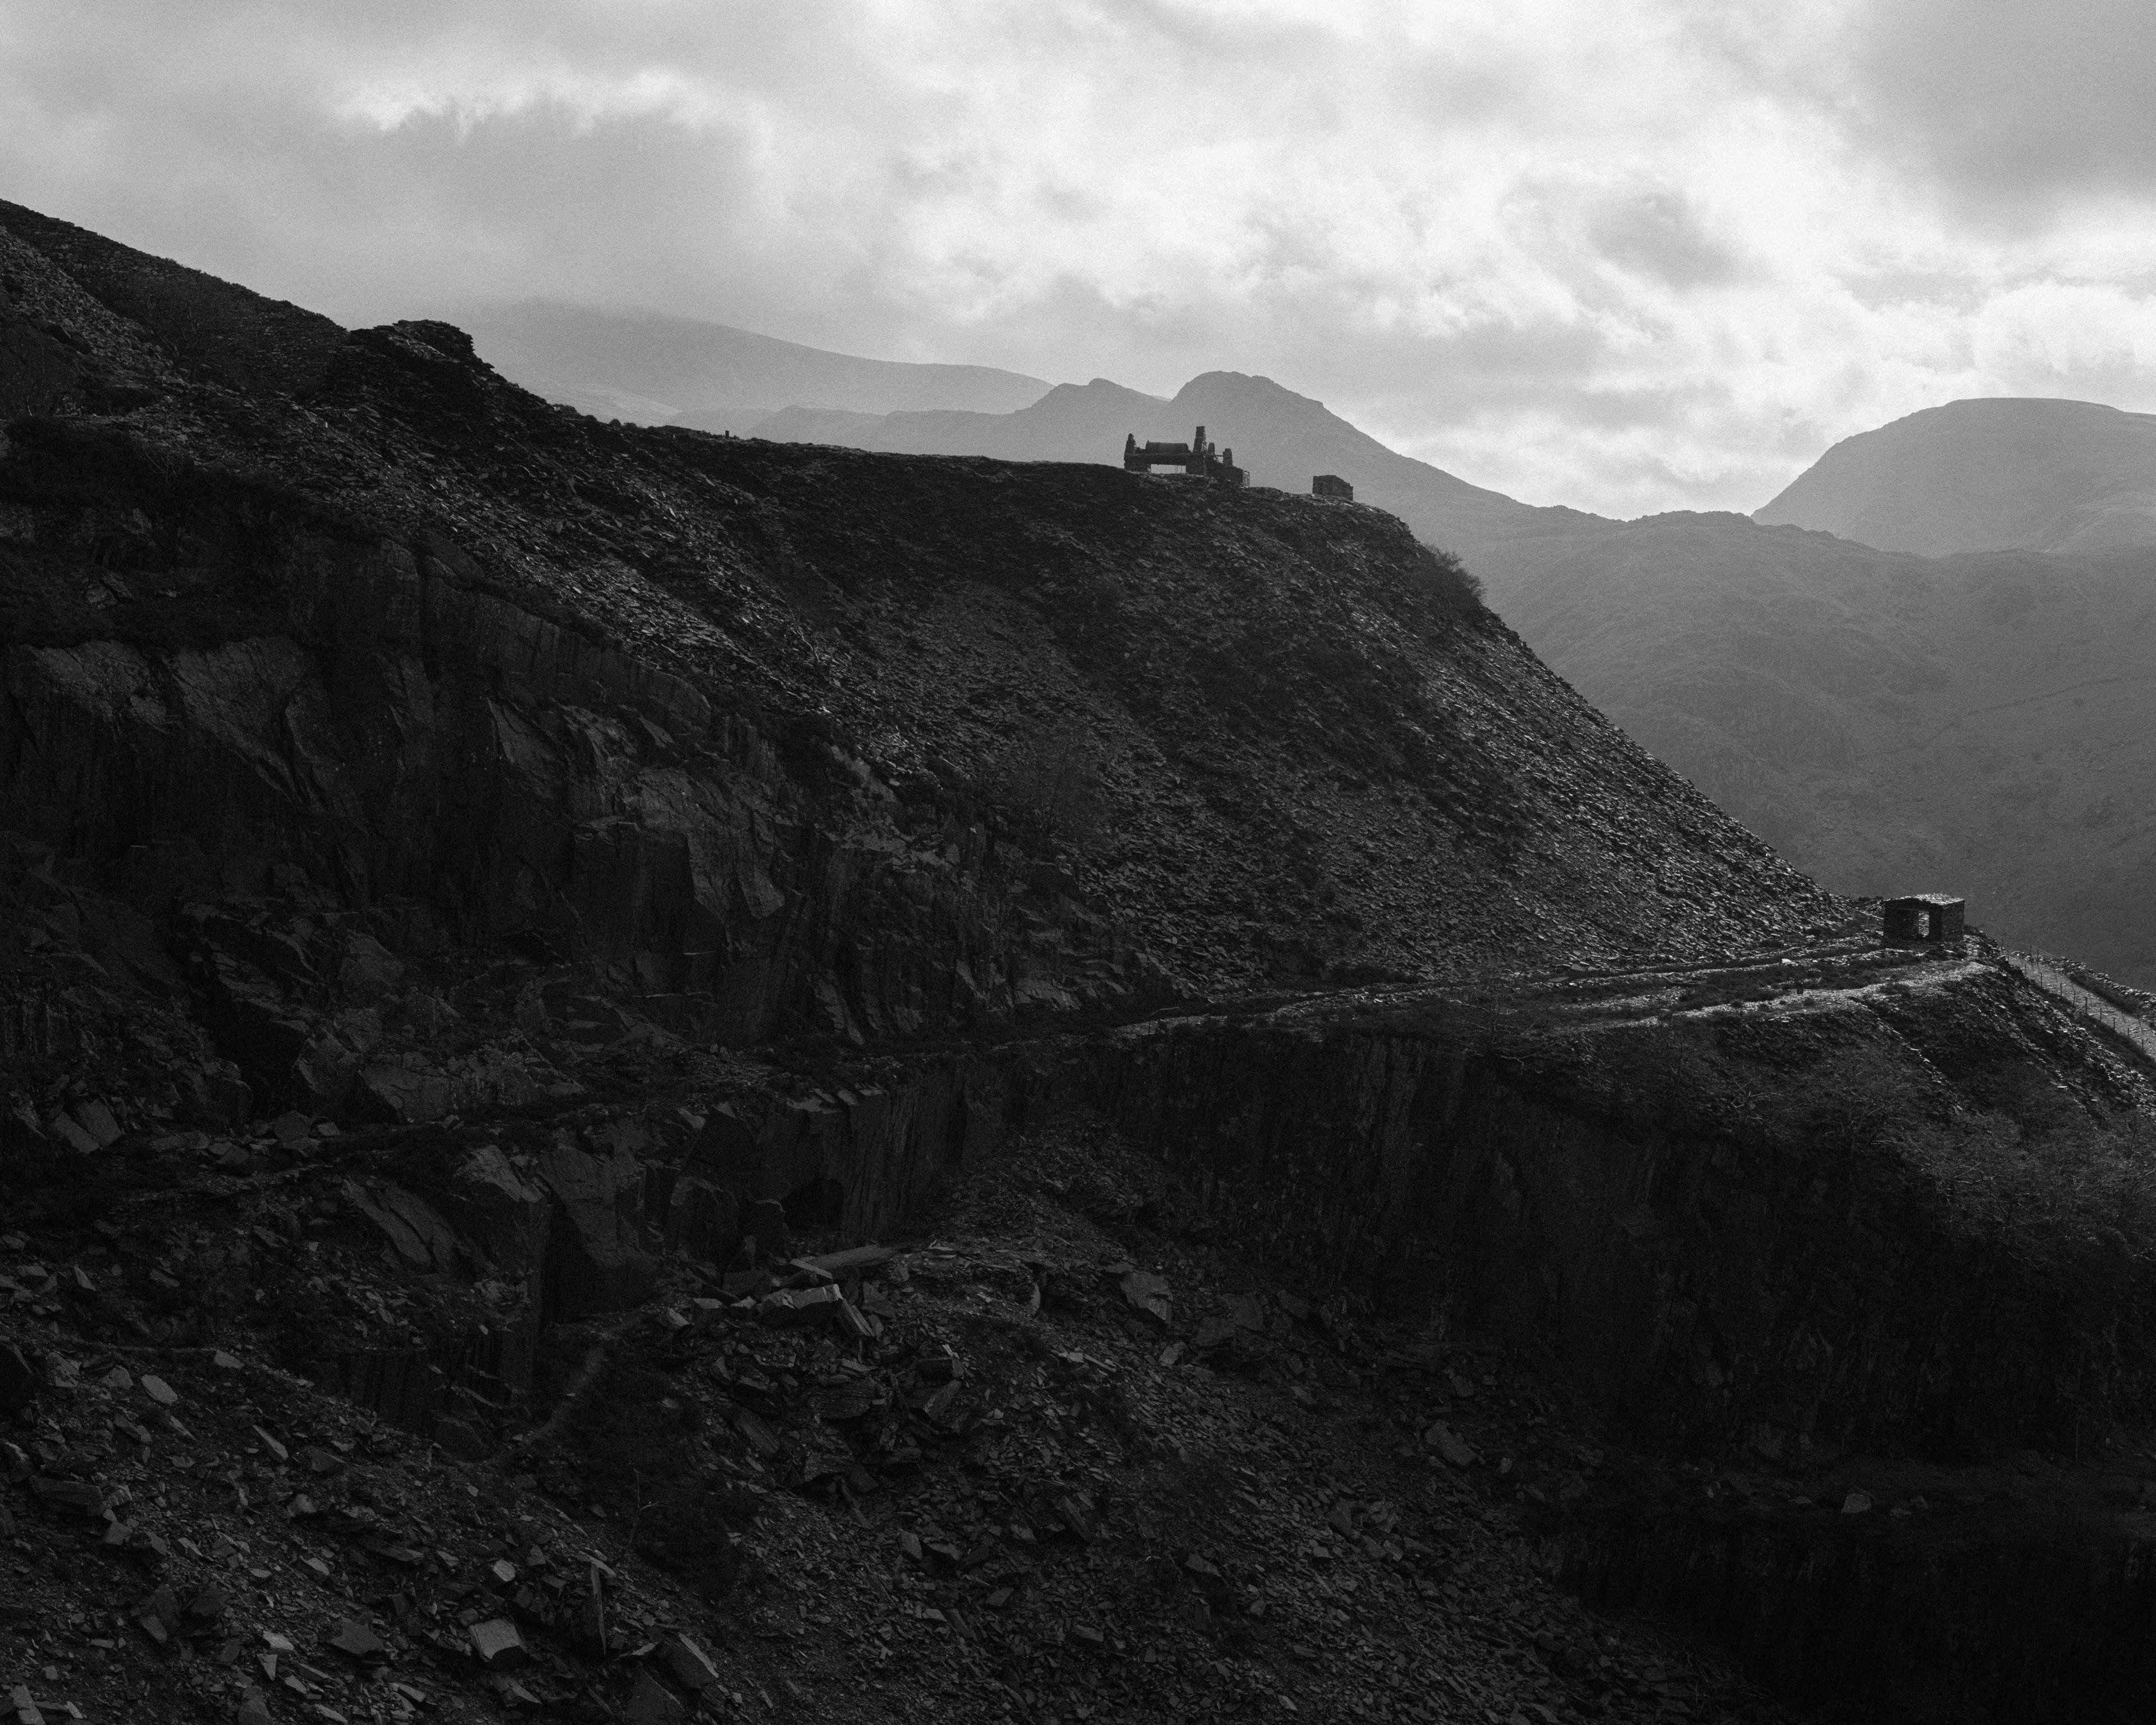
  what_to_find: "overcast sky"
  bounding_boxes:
[8,0,2156,515]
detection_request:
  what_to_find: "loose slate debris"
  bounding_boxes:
[0,914,1844,1725]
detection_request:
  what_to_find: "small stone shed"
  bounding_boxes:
[1313,474,1354,500]
[1883,893,1966,943]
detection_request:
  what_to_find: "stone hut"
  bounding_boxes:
[1313,474,1354,500]
[1883,894,1966,943]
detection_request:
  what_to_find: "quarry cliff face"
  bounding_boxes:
[0,207,1837,1088]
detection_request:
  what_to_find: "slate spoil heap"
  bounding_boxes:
[10,202,2156,1725]
[0,1119,1808,1725]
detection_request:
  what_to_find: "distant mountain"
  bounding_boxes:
[751,369,1599,555]
[452,300,1050,425]
[1472,517,2156,984]
[1756,397,2156,555]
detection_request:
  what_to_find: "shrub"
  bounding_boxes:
[1413,542,1486,611]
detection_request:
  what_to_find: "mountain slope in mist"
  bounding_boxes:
[455,299,1050,426]
[1473,517,2156,983]
[1756,397,2156,555]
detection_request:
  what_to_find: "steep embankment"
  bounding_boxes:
[1756,396,2156,556]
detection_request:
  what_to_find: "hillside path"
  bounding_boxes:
[2000,951,2156,1064]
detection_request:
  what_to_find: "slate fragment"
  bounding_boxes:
[468,1616,528,1669]
[0,1344,36,1414]
[1119,1271,1173,1326]
[624,1669,686,1723]
[325,1618,386,1661]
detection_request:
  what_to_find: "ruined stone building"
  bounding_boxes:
[1122,426,1246,487]
[1883,893,1966,943]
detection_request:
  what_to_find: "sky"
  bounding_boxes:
[9,0,2156,517]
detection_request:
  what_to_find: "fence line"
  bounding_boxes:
[2000,951,2156,1064]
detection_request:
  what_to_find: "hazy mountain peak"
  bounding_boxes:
[1756,395,2156,556]
[454,298,1051,425]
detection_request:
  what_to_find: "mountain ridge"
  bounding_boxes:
[739,367,1605,557]
[452,297,1052,426]
[1755,395,2156,555]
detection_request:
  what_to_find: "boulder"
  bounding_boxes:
[538,1140,657,1317]
[356,1063,455,1124]
[664,1176,739,1265]
[345,1180,463,1276]
[336,932,406,1001]
[0,1343,38,1414]
[290,1008,382,1113]
[742,1198,791,1263]
[442,1146,550,1286]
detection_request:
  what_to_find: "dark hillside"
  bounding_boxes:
[13,203,2156,1725]
[0,225,1839,1039]
[0,198,344,398]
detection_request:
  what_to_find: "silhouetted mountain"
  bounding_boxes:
[453,299,1050,425]
[753,369,1598,553]
[1756,397,2156,555]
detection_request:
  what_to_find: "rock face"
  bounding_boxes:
[1082,961,2156,1462]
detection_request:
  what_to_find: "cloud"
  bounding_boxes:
[1851,0,2156,217]
[7,0,2156,517]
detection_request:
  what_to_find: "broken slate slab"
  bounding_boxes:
[662,1632,721,1692]
[741,1198,790,1261]
[624,1669,686,1724]
[324,1618,387,1661]
[797,1244,894,1276]
[468,1617,528,1669]
[537,1142,659,1316]
[0,1344,35,1414]
[271,1110,313,1147]
[1119,1271,1172,1325]
[1426,1422,1477,1469]
[29,1478,107,1517]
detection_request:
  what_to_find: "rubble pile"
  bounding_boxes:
[2,1112,1815,1725]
